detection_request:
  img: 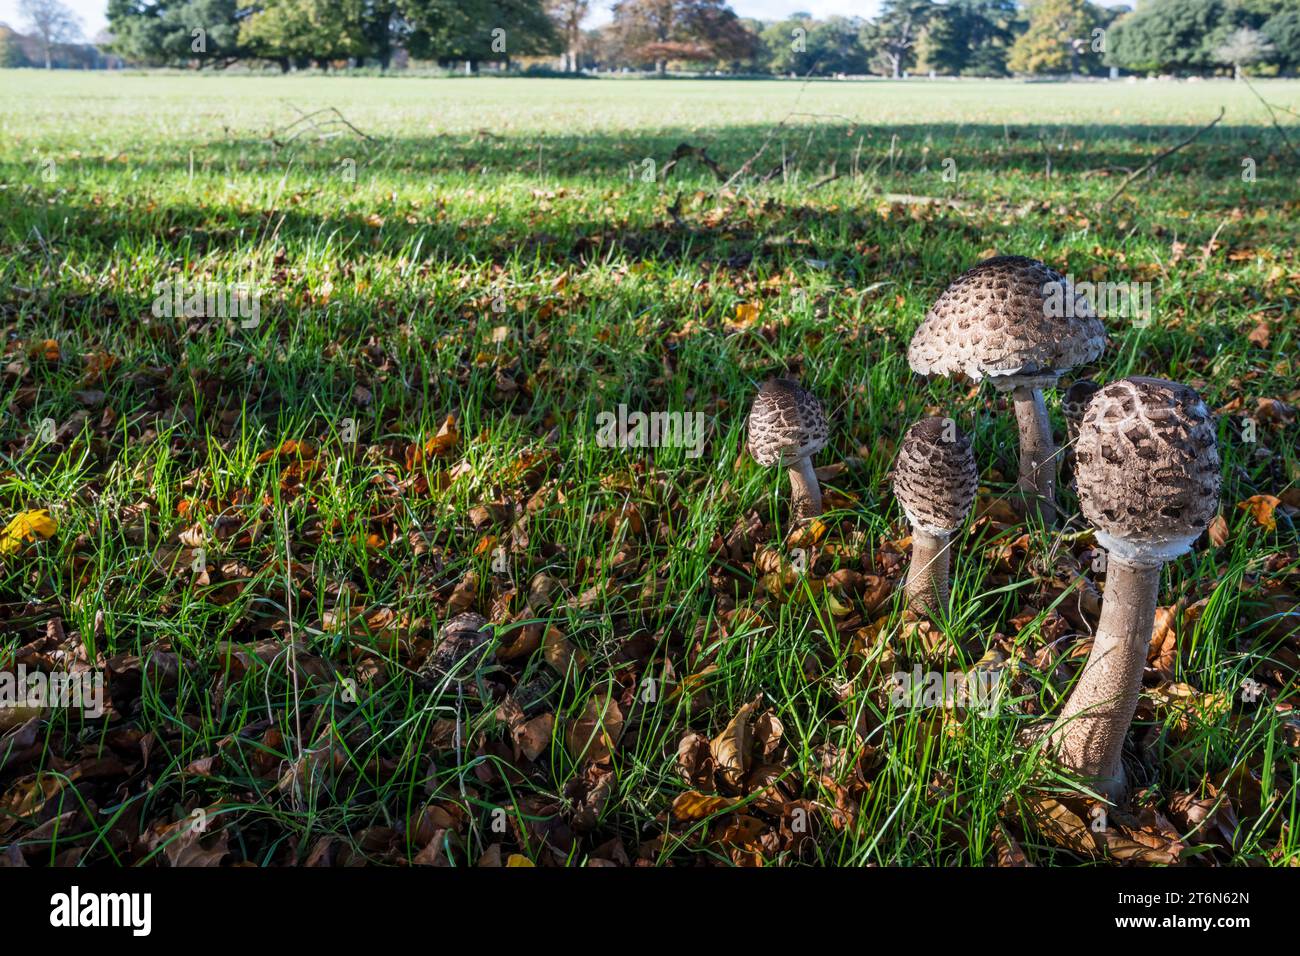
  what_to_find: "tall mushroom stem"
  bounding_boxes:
[1011,385,1057,526]
[905,529,952,615]
[786,456,822,523]
[1048,556,1161,801]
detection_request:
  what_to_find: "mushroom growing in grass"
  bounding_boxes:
[891,417,978,615]
[908,256,1106,526]
[1049,377,1220,801]
[1061,378,1101,490]
[746,378,830,524]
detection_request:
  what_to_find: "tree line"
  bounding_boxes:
[8,0,1299,75]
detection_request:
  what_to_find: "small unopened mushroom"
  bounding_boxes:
[909,256,1106,525]
[1061,379,1100,443]
[1049,377,1220,800]
[1061,378,1101,490]
[746,378,830,523]
[419,612,493,686]
[891,417,978,615]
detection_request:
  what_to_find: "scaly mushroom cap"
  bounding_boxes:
[1076,377,1220,564]
[892,416,978,536]
[908,256,1106,386]
[420,612,493,681]
[746,378,829,468]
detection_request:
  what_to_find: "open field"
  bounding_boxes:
[0,72,1297,867]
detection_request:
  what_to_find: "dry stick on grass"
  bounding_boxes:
[1240,75,1300,163]
[1195,218,1231,275]
[1103,108,1226,207]
[273,105,376,149]
[661,143,726,182]
[721,66,832,191]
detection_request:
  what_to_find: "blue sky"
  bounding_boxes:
[0,0,1131,43]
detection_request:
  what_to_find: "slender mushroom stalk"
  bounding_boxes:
[1051,557,1160,797]
[993,372,1062,525]
[1049,377,1220,801]
[789,455,822,523]
[905,528,954,613]
[746,378,830,525]
[892,417,977,616]
[908,256,1106,527]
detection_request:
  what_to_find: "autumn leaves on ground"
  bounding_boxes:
[0,73,1297,867]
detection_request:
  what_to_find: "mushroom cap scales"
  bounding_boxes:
[746,378,830,468]
[1075,377,1221,564]
[908,256,1106,385]
[892,416,978,537]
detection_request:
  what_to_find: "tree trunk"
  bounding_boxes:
[656,59,666,75]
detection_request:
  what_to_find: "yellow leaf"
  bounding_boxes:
[671,791,740,821]
[423,415,460,458]
[0,509,57,555]
[505,854,534,867]
[729,301,762,329]
[1238,495,1280,531]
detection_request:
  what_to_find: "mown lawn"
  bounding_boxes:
[0,71,1297,866]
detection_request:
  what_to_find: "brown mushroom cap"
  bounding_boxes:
[746,378,829,468]
[908,256,1106,387]
[892,416,978,536]
[1062,378,1102,435]
[1075,377,1220,563]
[420,612,493,681]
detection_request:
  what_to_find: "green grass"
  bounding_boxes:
[0,71,1297,867]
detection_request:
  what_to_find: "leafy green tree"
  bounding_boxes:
[759,14,815,74]
[913,0,1018,75]
[361,0,396,68]
[1262,8,1300,71]
[107,0,170,64]
[160,0,244,64]
[1007,0,1106,74]
[239,0,369,68]
[1105,0,1225,74]
[400,0,557,65]
[108,0,247,66]
[807,16,870,74]
[859,0,933,78]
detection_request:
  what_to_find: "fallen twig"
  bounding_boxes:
[1102,108,1225,206]
[1240,76,1300,163]
[272,105,376,149]
[661,143,726,182]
